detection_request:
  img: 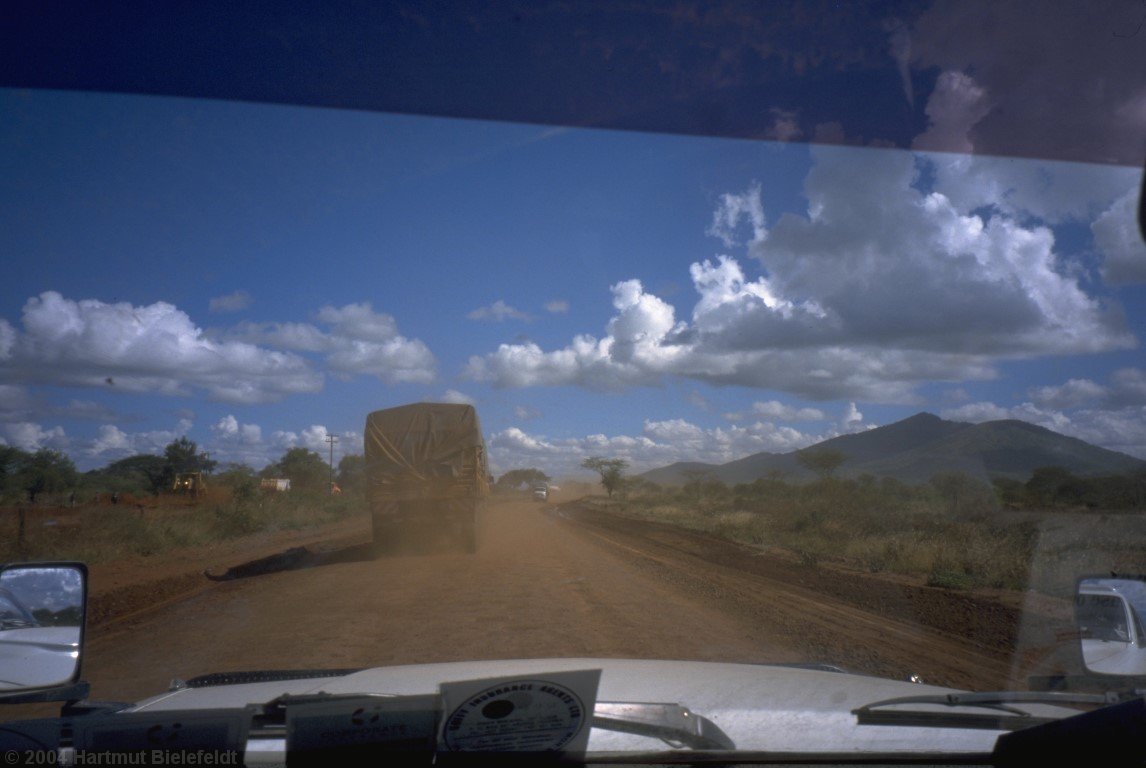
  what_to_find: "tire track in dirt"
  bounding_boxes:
[553,503,1016,690]
[7,497,1043,719]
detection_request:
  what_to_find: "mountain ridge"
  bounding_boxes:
[639,412,1146,486]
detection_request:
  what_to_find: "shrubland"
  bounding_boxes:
[590,468,1146,594]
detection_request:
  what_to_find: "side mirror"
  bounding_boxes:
[1076,576,1146,678]
[0,562,88,701]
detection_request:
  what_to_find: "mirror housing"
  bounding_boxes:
[0,562,88,703]
[1076,576,1146,679]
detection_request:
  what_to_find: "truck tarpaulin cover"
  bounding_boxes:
[365,403,489,504]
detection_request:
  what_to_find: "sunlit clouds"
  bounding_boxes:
[1,292,323,404]
[467,146,1135,404]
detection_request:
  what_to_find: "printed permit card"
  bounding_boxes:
[438,669,602,754]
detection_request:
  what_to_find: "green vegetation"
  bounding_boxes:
[994,466,1146,510]
[0,488,361,564]
[262,447,330,493]
[4,448,79,503]
[0,439,367,564]
[336,454,365,494]
[582,457,628,498]
[599,467,1146,593]
[795,447,848,480]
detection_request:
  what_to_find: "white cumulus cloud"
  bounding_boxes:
[90,425,132,455]
[466,145,1135,403]
[82,419,195,463]
[212,415,263,445]
[1028,379,1110,410]
[487,418,826,478]
[231,301,435,384]
[707,183,767,247]
[941,399,1146,460]
[441,389,475,405]
[724,400,825,422]
[1094,187,1146,286]
[1,422,68,452]
[0,292,323,404]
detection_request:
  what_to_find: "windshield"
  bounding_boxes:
[1,0,1145,757]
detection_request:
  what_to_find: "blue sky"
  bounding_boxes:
[2,86,1144,476]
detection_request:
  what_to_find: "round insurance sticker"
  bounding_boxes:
[442,679,587,752]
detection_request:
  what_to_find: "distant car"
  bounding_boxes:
[532,485,549,502]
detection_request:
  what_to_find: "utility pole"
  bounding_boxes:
[326,434,339,494]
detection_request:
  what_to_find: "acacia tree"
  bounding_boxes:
[164,436,217,475]
[16,449,78,503]
[681,469,724,504]
[105,454,170,496]
[795,447,847,481]
[581,457,628,498]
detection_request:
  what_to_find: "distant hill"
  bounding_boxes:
[639,412,1146,486]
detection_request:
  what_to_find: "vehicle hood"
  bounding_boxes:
[128,657,1076,755]
[1080,638,1146,676]
[0,625,79,689]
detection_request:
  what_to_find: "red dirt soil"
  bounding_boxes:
[3,497,1081,720]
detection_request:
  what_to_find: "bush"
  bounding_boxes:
[614,471,1039,590]
[212,504,262,537]
[0,487,367,565]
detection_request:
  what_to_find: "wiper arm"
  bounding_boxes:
[592,702,735,750]
[853,690,1124,731]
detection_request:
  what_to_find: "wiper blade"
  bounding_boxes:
[853,690,1122,731]
[592,702,735,750]
[175,668,364,688]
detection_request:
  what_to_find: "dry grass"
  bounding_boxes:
[0,492,364,563]
[608,477,1077,592]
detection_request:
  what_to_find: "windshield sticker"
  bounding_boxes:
[439,669,601,752]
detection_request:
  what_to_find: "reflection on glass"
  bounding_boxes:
[1077,578,1146,677]
[0,566,83,691]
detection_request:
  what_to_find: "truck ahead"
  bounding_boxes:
[364,402,490,555]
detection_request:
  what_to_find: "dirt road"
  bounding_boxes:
[65,498,1047,707]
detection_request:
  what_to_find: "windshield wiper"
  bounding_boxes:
[592,702,734,750]
[853,690,1126,731]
